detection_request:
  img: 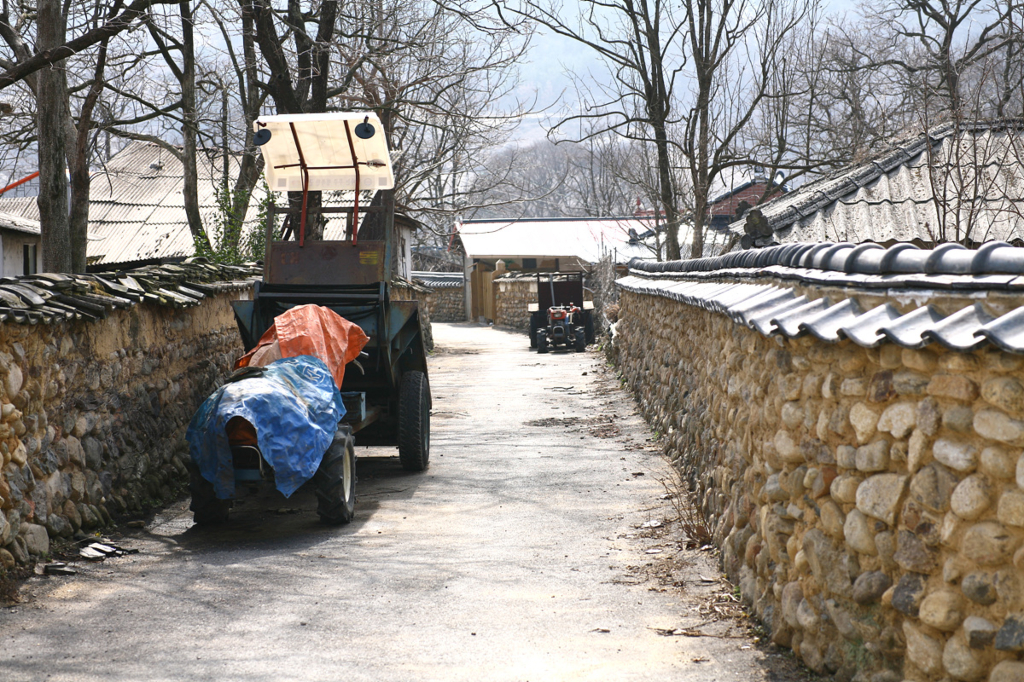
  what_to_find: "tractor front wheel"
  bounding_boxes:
[314,425,357,524]
[537,333,549,353]
[574,327,586,352]
[399,371,431,472]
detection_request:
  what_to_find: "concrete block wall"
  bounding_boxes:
[614,281,1024,682]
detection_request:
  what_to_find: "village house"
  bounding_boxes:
[455,215,655,321]
[731,120,1024,249]
[0,141,420,277]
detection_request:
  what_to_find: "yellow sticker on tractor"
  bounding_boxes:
[359,251,380,265]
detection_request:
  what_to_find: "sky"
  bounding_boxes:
[505,0,863,146]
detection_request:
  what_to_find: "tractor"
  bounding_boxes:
[186,112,430,526]
[529,272,595,353]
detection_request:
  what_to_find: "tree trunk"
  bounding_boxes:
[653,124,681,260]
[68,40,108,273]
[180,0,211,252]
[68,118,90,274]
[220,5,263,254]
[37,0,71,274]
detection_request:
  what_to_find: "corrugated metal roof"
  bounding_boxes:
[0,210,39,235]
[457,217,658,264]
[0,143,378,267]
[733,120,1024,247]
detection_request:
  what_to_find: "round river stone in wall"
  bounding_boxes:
[961,522,1018,566]
[943,632,985,681]
[974,409,1024,445]
[856,473,908,525]
[849,403,879,443]
[980,446,1015,480]
[999,491,1024,528]
[964,616,998,648]
[950,475,993,521]
[919,590,964,632]
[933,438,979,472]
[5,364,22,399]
[844,509,878,556]
[903,621,944,676]
[894,530,939,573]
[893,573,927,616]
[982,377,1024,415]
[991,661,1024,682]
[910,463,959,514]
[852,570,891,604]
[877,402,916,438]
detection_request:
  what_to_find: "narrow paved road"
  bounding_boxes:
[1,323,803,681]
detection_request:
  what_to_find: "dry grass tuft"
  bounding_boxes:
[659,467,714,549]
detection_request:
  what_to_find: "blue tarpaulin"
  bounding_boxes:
[185,355,345,499]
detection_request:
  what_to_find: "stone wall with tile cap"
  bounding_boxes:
[0,289,250,570]
[613,281,1024,682]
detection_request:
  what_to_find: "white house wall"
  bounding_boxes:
[2,231,40,278]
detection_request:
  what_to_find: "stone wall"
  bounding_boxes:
[614,281,1024,682]
[0,288,249,569]
[494,277,536,331]
[392,281,434,351]
[424,286,466,322]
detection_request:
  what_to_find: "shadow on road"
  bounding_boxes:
[146,452,430,561]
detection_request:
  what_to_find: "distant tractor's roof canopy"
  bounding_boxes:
[255,113,395,193]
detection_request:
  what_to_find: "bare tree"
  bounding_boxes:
[493,0,688,257]
[0,0,181,272]
[36,0,70,272]
[680,0,813,257]
[862,0,1022,116]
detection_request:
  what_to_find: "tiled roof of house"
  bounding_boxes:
[731,120,1024,248]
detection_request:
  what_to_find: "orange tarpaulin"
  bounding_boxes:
[235,304,370,389]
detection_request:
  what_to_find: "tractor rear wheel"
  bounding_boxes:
[399,371,430,472]
[187,461,231,526]
[574,327,586,352]
[314,425,357,524]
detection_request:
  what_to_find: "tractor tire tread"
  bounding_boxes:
[398,371,430,472]
[314,426,357,524]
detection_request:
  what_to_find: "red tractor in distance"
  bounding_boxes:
[529,272,595,354]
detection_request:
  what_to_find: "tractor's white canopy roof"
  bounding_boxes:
[255,113,395,193]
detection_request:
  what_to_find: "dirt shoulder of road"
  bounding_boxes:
[584,357,824,682]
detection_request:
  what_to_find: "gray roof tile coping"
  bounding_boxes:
[616,273,1024,354]
[0,259,259,325]
[629,241,1024,291]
